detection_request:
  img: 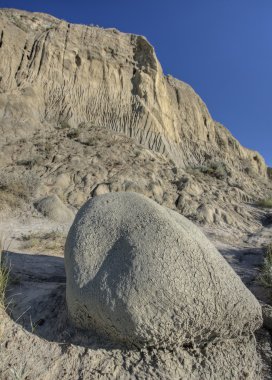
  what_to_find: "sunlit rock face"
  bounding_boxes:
[0,8,267,176]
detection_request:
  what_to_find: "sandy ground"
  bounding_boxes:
[0,216,272,379]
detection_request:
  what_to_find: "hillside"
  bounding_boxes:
[0,8,272,380]
[0,8,268,174]
[0,8,271,233]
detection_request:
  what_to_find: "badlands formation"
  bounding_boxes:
[0,8,271,380]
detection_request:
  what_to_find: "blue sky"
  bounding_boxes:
[1,0,271,165]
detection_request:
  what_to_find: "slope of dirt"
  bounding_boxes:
[0,123,271,234]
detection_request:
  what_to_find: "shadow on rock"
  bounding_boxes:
[3,251,127,351]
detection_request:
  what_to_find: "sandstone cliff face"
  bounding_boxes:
[0,8,267,176]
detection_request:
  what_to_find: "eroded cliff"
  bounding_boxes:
[0,8,267,176]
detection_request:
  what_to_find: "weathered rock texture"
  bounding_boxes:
[65,192,262,350]
[0,8,271,235]
[34,194,74,223]
[0,9,271,380]
[0,8,267,176]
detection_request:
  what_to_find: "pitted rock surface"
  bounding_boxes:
[65,192,262,348]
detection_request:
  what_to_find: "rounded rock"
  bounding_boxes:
[35,194,74,223]
[65,192,262,348]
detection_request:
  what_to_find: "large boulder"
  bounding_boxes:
[65,192,262,348]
